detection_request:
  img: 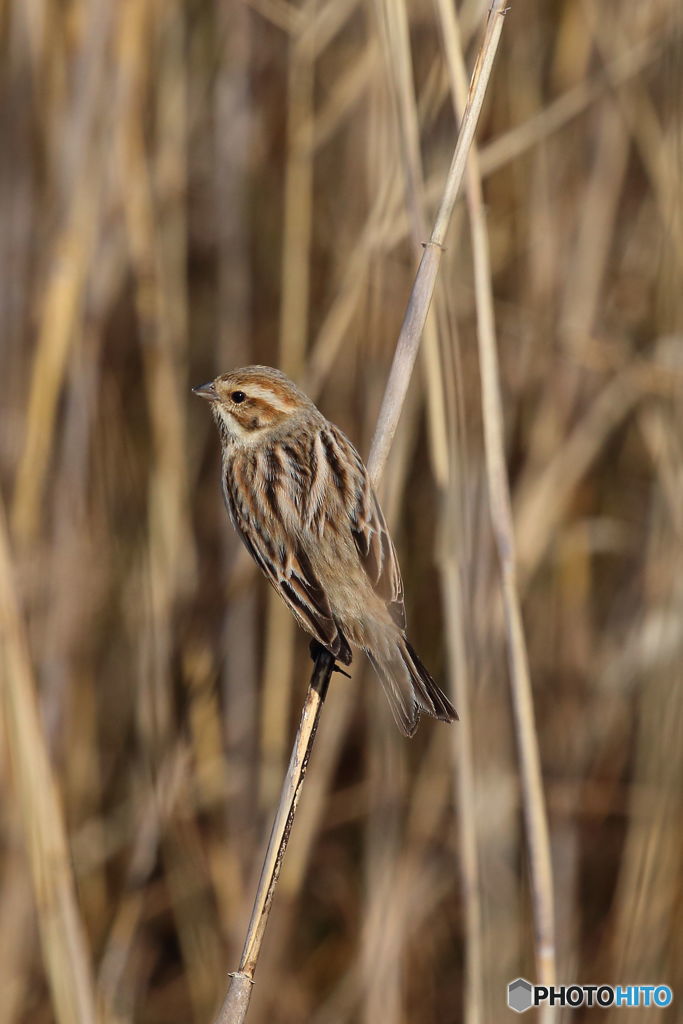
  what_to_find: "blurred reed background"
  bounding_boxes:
[1,0,682,1022]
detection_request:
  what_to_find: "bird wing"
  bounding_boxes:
[222,455,352,665]
[351,487,406,631]
[328,427,407,632]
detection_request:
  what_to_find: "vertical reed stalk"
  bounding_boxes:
[435,0,557,1009]
[0,500,97,1024]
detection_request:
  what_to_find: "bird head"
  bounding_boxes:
[193,365,313,444]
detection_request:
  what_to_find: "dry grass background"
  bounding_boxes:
[1,1,682,1023]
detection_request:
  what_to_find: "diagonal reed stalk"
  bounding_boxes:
[212,5,510,1022]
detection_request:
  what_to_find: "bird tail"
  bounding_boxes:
[366,634,458,737]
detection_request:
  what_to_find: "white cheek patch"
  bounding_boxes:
[215,404,261,445]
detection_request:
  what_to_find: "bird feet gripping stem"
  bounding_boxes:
[308,639,352,678]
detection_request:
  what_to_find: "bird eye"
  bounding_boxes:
[231,390,246,404]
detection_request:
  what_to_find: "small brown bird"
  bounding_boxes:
[194,366,457,736]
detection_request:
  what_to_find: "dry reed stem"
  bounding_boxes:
[213,7,509,1021]
[374,2,475,1019]
[440,553,483,1024]
[434,0,560,1005]
[0,499,97,1024]
[378,0,450,491]
[11,0,115,546]
[367,0,508,481]
[428,5,494,1022]
[436,0,558,1012]
[460,61,559,1024]
[212,651,335,1023]
[356,2,437,1011]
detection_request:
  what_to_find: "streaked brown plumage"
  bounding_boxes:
[194,365,457,736]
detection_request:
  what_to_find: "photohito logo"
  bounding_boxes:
[507,979,673,1013]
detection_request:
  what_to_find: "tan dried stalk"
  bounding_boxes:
[367,0,508,481]
[212,4,509,1021]
[463,49,560,1024]
[435,0,557,1011]
[0,500,97,1024]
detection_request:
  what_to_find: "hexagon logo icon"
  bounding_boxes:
[508,978,533,1013]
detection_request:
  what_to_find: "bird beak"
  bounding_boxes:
[192,382,219,402]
